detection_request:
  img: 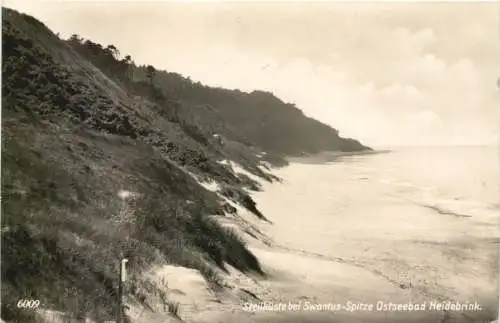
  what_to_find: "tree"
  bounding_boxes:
[68,34,82,45]
[123,55,132,64]
[121,56,134,81]
[83,40,103,56]
[145,65,156,85]
[105,44,119,59]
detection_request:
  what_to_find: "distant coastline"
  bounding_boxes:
[286,149,391,165]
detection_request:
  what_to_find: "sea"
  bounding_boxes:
[252,145,499,321]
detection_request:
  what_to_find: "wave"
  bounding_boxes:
[419,204,472,218]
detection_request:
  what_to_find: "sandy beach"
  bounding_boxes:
[129,147,498,323]
[228,147,497,322]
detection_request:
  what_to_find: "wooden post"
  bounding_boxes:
[117,258,128,323]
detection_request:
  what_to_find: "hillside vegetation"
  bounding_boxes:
[1,7,370,323]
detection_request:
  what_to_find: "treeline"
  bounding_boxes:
[66,35,369,156]
[68,35,137,83]
[66,35,163,100]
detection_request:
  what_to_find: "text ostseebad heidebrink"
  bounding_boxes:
[242,300,482,313]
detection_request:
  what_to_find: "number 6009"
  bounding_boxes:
[16,299,40,309]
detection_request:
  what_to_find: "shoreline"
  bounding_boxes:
[204,149,498,323]
[124,148,498,323]
[286,149,390,165]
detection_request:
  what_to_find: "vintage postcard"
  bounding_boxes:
[1,1,498,322]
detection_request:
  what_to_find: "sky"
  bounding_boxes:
[4,1,500,148]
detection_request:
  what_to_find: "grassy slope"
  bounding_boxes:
[1,7,370,323]
[1,8,261,322]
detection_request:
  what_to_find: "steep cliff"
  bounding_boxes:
[1,7,370,322]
